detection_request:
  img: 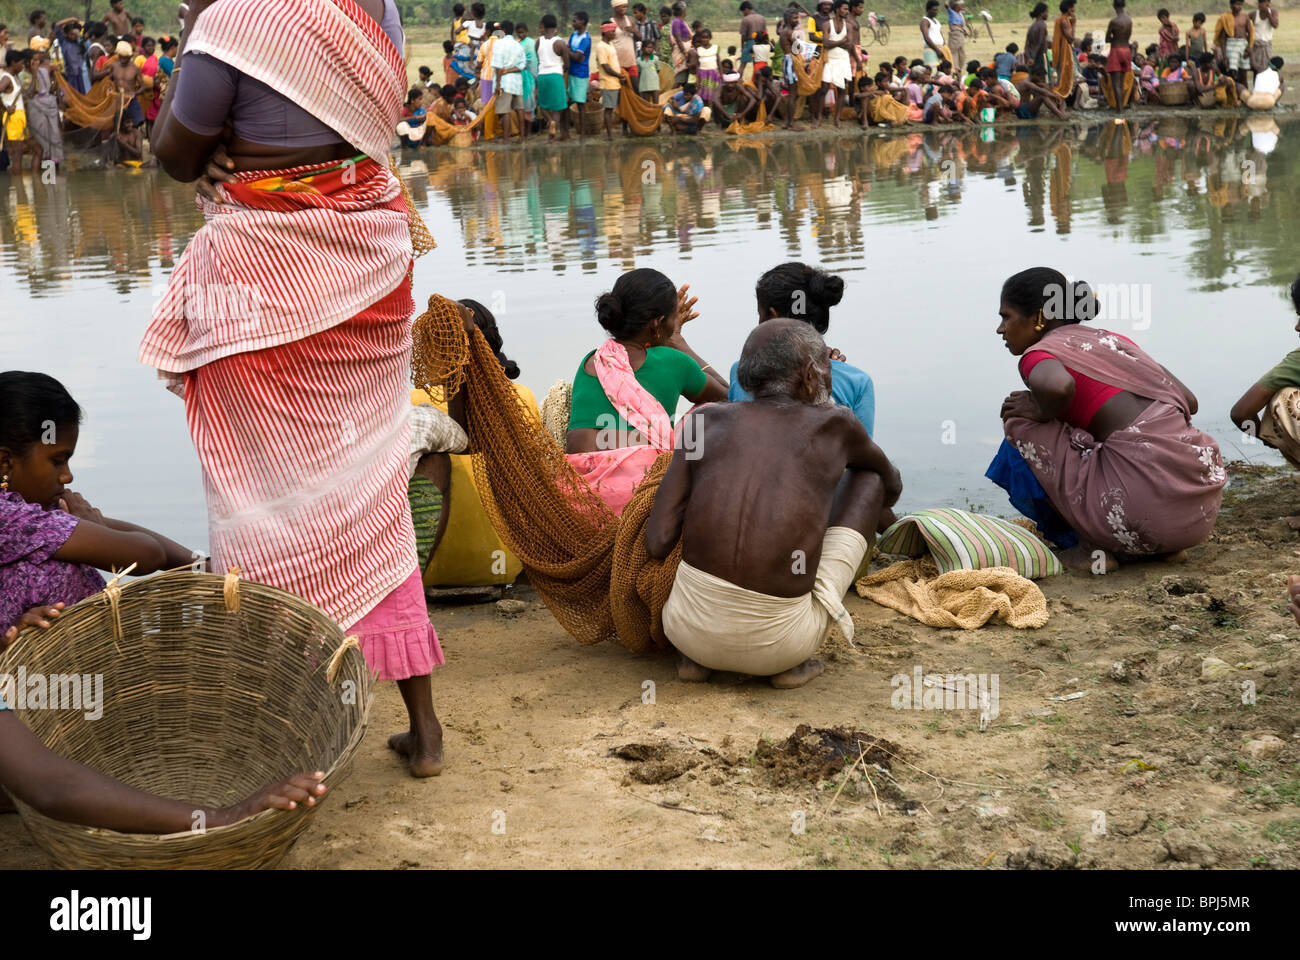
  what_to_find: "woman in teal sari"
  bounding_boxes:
[516,21,539,121]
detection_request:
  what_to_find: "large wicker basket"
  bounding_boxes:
[0,568,373,869]
[1157,80,1190,106]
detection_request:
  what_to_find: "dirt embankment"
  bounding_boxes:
[1,464,1297,869]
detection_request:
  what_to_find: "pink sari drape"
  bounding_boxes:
[1005,326,1225,555]
[565,340,676,516]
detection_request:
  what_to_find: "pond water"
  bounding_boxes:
[3,114,1297,553]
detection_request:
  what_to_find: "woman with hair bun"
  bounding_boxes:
[566,268,728,515]
[989,266,1224,572]
[729,262,876,437]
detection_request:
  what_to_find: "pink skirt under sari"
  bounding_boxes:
[346,568,445,681]
[565,445,663,516]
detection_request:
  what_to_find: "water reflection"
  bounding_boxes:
[1,169,203,297]
[398,113,1292,284]
[0,115,1291,296]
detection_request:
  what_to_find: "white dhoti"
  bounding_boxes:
[662,526,867,676]
[822,49,853,89]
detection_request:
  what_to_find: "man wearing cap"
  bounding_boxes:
[595,20,625,139]
[711,71,761,126]
[491,18,528,143]
[610,0,639,84]
[93,39,145,127]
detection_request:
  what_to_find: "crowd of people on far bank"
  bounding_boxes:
[2,4,181,173]
[395,0,1288,146]
[2,1,1288,169]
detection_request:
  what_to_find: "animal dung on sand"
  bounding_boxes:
[0,569,373,870]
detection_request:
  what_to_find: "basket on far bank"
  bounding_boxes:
[1157,80,1190,106]
[0,568,373,870]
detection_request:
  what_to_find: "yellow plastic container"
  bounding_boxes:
[409,384,537,587]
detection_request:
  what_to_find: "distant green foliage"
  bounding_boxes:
[2,1,182,33]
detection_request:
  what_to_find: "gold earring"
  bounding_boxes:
[1034,311,1045,332]
[1,475,8,491]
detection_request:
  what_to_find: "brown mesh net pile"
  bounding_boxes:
[616,76,664,135]
[411,295,681,654]
[726,101,775,135]
[792,53,825,98]
[54,74,123,131]
[389,160,438,258]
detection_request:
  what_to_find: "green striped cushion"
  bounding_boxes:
[877,509,1062,579]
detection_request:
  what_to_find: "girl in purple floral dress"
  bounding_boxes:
[0,372,197,643]
[0,371,333,832]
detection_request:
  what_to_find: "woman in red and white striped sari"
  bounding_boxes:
[143,0,446,778]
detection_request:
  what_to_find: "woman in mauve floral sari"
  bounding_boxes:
[988,267,1225,573]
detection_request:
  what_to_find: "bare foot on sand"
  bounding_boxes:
[387,725,444,778]
[676,651,713,682]
[769,658,825,689]
[1058,544,1118,574]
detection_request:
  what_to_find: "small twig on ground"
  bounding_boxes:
[821,746,867,817]
[625,790,723,816]
[613,832,656,847]
[861,762,885,819]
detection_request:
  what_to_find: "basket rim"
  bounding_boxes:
[4,567,376,850]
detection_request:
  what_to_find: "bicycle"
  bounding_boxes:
[865,11,890,46]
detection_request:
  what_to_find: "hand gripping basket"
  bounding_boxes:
[0,568,373,869]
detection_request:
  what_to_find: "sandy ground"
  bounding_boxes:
[3,462,1296,870]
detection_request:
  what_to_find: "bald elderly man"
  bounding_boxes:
[646,319,903,688]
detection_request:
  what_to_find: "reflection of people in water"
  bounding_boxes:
[1097,118,1132,222]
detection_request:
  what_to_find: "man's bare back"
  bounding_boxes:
[1107,12,1132,48]
[649,399,897,597]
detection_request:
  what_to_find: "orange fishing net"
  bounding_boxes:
[410,294,681,654]
[1052,17,1075,98]
[54,74,122,131]
[726,100,775,135]
[616,75,664,135]
[792,53,825,97]
[868,93,910,126]
[388,159,437,258]
[1099,71,1136,108]
[425,94,498,145]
